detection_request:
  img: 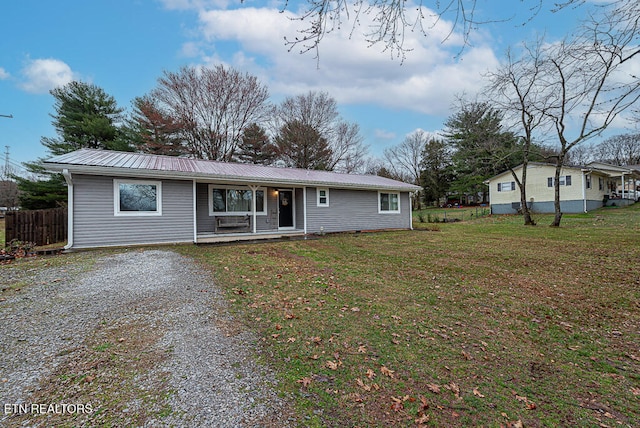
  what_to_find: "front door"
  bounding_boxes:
[278,189,294,229]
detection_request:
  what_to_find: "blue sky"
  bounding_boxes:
[0,0,605,173]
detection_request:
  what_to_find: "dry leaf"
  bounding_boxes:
[415,413,430,424]
[427,383,441,394]
[462,350,473,360]
[358,345,367,353]
[631,387,640,396]
[287,337,296,343]
[297,377,312,387]
[390,396,404,412]
[326,360,340,370]
[419,395,429,409]
[366,368,376,379]
[473,388,485,398]
[381,366,395,378]
[351,307,360,312]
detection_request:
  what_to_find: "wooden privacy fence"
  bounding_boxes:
[4,207,67,246]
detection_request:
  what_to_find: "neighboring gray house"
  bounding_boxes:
[44,149,420,249]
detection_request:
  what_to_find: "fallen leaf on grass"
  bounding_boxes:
[426,383,441,394]
[381,366,395,378]
[287,337,296,343]
[473,388,485,398]
[631,387,640,396]
[366,368,376,379]
[415,413,430,424]
[326,360,342,370]
[390,396,404,412]
[462,350,473,360]
[419,395,429,410]
[356,378,372,391]
[358,345,367,353]
[297,377,312,387]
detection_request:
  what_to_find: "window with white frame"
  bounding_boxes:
[497,181,516,192]
[317,188,329,207]
[114,179,162,216]
[379,192,400,213]
[208,185,266,216]
[547,175,572,187]
[586,175,592,189]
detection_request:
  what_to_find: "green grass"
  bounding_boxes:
[180,204,640,427]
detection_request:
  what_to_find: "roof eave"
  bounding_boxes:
[43,162,420,192]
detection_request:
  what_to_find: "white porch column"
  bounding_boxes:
[249,185,259,234]
[303,186,307,234]
[621,173,625,199]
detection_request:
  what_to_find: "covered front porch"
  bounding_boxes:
[194,182,306,243]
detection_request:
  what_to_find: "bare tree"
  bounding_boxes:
[383,130,431,184]
[285,0,546,60]
[486,41,548,226]
[328,121,368,173]
[592,133,640,165]
[500,10,640,227]
[275,91,368,171]
[150,65,272,161]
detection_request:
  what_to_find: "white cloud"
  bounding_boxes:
[375,129,396,140]
[0,67,9,80]
[19,58,77,94]
[193,3,500,117]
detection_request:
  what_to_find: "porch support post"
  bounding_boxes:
[303,186,307,234]
[621,173,625,199]
[249,185,259,234]
[192,180,197,243]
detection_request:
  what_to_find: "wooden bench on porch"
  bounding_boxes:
[215,215,251,233]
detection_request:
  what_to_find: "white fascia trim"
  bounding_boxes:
[303,186,307,234]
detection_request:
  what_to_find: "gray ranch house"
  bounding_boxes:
[44,149,420,249]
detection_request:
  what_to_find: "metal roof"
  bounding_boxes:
[44,149,421,191]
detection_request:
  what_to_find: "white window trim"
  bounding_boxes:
[208,184,267,216]
[114,179,162,216]
[497,181,516,192]
[316,188,329,207]
[378,191,401,214]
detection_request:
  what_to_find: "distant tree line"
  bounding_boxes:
[15,68,368,209]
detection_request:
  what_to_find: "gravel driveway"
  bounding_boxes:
[0,249,293,427]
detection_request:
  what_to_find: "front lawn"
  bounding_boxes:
[180,205,640,427]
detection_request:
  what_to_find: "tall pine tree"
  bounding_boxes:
[16,81,129,209]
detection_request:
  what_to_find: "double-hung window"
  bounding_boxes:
[497,181,515,192]
[379,192,400,213]
[317,189,329,207]
[209,185,266,215]
[547,175,572,187]
[114,179,162,216]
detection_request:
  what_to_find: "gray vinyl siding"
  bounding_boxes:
[72,175,193,249]
[305,188,411,234]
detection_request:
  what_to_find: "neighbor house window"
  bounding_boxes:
[317,188,329,207]
[586,175,592,189]
[497,181,516,192]
[114,179,162,216]
[379,192,400,213]
[209,185,266,215]
[599,177,604,190]
[547,175,572,187]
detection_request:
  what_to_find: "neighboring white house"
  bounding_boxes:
[43,149,421,249]
[485,162,640,214]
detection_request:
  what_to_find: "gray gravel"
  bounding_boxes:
[0,249,292,427]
